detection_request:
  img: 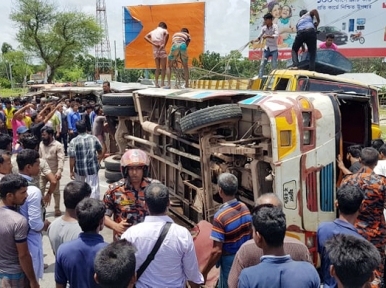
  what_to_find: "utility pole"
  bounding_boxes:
[9,63,14,89]
[95,0,112,80]
[114,40,118,81]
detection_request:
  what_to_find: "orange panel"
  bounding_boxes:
[125,3,205,69]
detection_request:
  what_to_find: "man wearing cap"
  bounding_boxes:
[103,149,159,240]
[11,104,34,150]
[251,13,279,78]
[14,126,30,154]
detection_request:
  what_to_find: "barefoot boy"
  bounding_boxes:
[144,22,169,87]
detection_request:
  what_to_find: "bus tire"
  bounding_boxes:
[104,155,122,172]
[103,105,137,117]
[105,170,123,183]
[102,93,134,106]
[180,104,242,134]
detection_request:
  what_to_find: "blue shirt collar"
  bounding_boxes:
[79,233,104,242]
[219,198,238,209]
[261,255,291,263]
[333,219,357,232]
[19,173,33,181]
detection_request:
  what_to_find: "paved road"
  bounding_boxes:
[40,158,113,287]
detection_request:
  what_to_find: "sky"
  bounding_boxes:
[1,0,250,61]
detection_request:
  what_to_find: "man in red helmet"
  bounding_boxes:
[103,149,158,240]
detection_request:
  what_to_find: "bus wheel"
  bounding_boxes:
[180,104,242,134]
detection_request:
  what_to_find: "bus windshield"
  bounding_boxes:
[297,78,379,123]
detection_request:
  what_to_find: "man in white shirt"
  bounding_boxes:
[251,13,279,78]
[374,144,386,177]
[121,182,204,288]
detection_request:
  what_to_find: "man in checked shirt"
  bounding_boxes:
[68,120,103,200]
[227,193,311,288]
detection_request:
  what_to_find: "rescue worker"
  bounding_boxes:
[103,149,158,240]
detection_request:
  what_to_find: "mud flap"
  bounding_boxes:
[192,221,220,287]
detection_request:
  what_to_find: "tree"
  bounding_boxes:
[1,43,14,55]
[11,0,102,83]
[2,50,34,85]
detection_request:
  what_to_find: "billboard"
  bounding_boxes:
[124,3,205,69]
[249,0,386,59]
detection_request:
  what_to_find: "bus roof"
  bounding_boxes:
[271,69,378,90]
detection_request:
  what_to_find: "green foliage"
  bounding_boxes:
[118,69,144,83]
[2,50,33,84]
[351,58,386,79]
[0,78,11,89]
[0,88,27,97]
[1,43,14,55]
[192,50,286,80]
[10,0,102,83]
[56,66,84,82]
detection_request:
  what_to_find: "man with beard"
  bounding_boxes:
[0,174,39,288]
[39,126,65,216]
[103,149,159,240]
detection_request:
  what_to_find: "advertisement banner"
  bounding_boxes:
[249,0,386,59]
[124,3,205,69]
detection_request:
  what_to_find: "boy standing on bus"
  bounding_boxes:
[251,13,279,79]
[144,22,169,88]
[166,28,191,89]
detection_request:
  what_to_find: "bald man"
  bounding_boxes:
[227,193,312,288]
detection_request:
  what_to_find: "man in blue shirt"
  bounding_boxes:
[317,184,364,288]
[291,9,320,71]
[67,103,81,142]
[94,240,137,288]
[238,205,320,288]
[55,198,108,288]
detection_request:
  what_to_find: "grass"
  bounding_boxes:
[0,88,28,97]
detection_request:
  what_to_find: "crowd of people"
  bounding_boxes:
[0,93,108,215]
[0,93,385,287]
[0,140,385,288]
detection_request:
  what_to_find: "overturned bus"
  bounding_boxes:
[111,88,372,263]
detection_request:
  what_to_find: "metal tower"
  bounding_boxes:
[95,0,112,80]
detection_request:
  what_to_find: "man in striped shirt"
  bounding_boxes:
[201,173,251,288]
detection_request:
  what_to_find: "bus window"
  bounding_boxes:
[275,78,290,90]
[297,78,370,95]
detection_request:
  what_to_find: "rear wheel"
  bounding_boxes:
[105,170,123,183]
[102,94,134,106]
[180,104,242,134]
[104,155,122,172]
